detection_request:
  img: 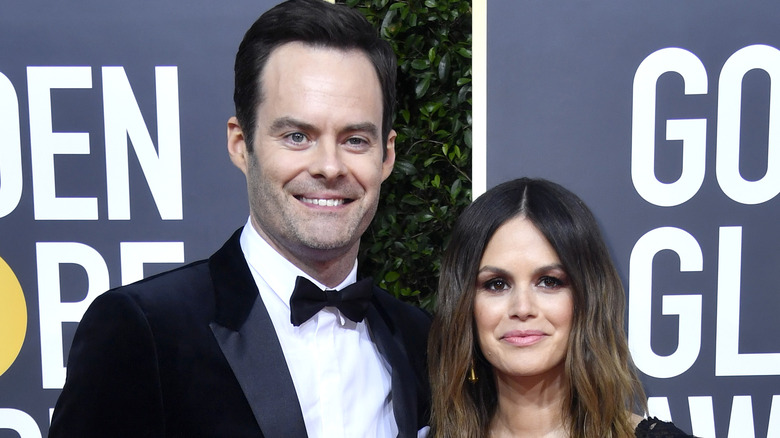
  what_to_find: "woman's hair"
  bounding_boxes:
[428,177,646,438]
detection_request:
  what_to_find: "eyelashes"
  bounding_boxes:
[478,275,567,292]
[538,276,565,289]
[481,277,510,291]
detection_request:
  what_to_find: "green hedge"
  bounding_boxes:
[344,0,473,311]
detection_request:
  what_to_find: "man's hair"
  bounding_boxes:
[428,177,647,438]
[233,0,397,152]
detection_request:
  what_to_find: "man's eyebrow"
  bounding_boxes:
[269,116,317,133]
[343,122,379,139]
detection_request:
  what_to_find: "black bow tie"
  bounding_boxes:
[289,276,374,326]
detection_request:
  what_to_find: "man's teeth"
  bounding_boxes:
[300,197,345,207]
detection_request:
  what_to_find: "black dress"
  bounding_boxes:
[635,417,698,437]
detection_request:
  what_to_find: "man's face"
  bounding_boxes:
[228,42,395,268]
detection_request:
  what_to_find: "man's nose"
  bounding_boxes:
[308,139,347,180]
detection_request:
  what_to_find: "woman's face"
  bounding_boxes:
[473,216,574,381]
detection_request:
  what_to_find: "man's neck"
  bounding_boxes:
[250,222,359,288]
[289,253,358,288]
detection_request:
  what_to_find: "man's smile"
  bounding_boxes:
[297,196,350,207]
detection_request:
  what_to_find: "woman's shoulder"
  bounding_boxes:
[634,417,698,437]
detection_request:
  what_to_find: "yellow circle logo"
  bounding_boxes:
[0,255,26,376]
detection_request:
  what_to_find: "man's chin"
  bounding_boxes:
[300,236,354,252]
[303,225,369,253]
[293,226,351,248]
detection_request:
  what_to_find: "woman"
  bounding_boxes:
[428,177,694,437]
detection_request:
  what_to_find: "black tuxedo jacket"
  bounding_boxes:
[49,229,431,438]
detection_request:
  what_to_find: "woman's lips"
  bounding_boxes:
[501,330,547,347]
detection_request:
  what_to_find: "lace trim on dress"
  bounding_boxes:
[635,417,697,438]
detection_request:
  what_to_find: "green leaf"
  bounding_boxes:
[450,178,462,197]
[401,195,425,206]
[456,47,472,58]
[415,75,431,98]
[424,101,442,115]
[394,160,418,176]
[400,108,410,124]
[380,13,396,37]
[411,59,430,70]
[438,52,450,81]
[384,271,400,282]
[457,84,470,103]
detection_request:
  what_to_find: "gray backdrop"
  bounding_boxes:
[486,1,780,437]
[0,1,272,436]
[2,1,779,437]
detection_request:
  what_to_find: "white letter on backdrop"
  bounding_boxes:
[0,409,42,438]
[0,72,23,218]
[103,66,182,220]
[632,48,708,206]
[716,44,780,205]
[120,241,184,286]
[727,396,756,438]
[28,66,97,220]
[688,396,717,438]
[716,226,780,376]
[37,242,109,389]
[628,227,703,378]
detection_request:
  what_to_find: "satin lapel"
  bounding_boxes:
[208,229,308,438]
[366,296,418,438]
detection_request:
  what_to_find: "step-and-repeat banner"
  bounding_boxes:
[2,1,779,437]
[0,1,273,436]
[480,1,779,437]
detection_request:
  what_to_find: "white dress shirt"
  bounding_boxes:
[239,218,397,438]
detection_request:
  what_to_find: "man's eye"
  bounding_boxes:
[345,137,369,148]
[288,132,306,143]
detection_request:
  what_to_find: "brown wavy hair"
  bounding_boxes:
[428,177,646,437]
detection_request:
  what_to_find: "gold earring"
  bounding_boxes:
[468,360,478,384]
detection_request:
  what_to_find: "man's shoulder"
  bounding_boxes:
[113,258,211,297]
[104,229,243,305]
[89,258,214,322]
[372,286,430,317]
[371,286,432,337]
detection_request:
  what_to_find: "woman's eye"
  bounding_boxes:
[538,276,563,289]
[483,278,510,291]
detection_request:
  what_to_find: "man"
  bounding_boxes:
[48,0,431,436]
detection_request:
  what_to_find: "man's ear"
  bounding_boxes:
[227,116,249,175]
[381,129,397,182]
